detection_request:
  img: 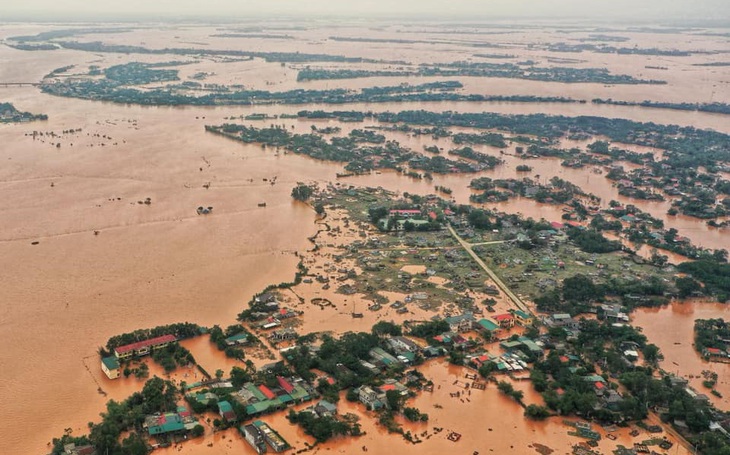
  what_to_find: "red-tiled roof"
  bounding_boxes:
[115,334,176,354]
[550,221,565,229]
[706,347,722,354]
[594,381,605,390]
[325,377,336,385]
[493,314,513,321]
[381,384,396,391]
[277,376,294,393]
[559,355,569,363]
[258,385,276,400]
[428,211,437,220]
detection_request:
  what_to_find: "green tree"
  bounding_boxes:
[291,183,313,201]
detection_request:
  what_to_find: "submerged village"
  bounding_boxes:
[3,21,729,455]
[54,182,730,455]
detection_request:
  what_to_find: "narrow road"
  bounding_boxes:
[447,224,531,315]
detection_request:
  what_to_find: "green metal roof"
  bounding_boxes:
[289,385,310,402]
[477,319,499,331]
[101,356,119,370]
[148,414,185,435]
[218,400,233,413]
[246,401,271,415]
[225,333,248,343]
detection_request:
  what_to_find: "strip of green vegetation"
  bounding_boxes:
[297,62,664,84]
[0,102,47,123]
[593,98,730,115]
[205,123,492,175]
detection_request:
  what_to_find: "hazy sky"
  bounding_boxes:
[1,0,728,21]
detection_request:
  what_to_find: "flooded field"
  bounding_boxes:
[0,20,728,454]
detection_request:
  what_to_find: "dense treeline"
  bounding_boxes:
[677,260,730,302]
[297,63,663,85]
[50,377,182,455]
[0,102,48,122]
[593,98,730,115]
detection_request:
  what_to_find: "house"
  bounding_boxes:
[358,385,386,410]
[445,313,475,333]
[114,334,177,359]
[145,413,186,436]
[241,423,267,454]
[543,313,574,328]
[255,420,289,452]
[218,400,237,422]
[370,347,400,366]
[313,400,338,418]
[703,347,727,359]
[513,310,534,326]
[493,313,515,328]
[270,328,297,342]
[603,390,624,412]
[225,333,249,346]
[476,318,500,333]
[101,356,120,380]
[388,336,421,353]
[63,443,96,455]
[389,209,421,218]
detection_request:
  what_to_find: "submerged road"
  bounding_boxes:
[447,224,532,315]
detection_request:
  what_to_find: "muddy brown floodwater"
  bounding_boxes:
[633,301,730,411]
[0,22,727,455]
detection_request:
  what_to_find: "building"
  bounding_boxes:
[225,333,249,346]
[101,356,120,380]
[241,423,267,454]
[218,400,237,422]
[63,443,96,455]
[114,334,177,359]
[313,400,338,418]
[146,413,186,436]
[255,421,289,452]
[513,310,534,326]
[493,313,515,328]
[269,328,297,342]
[445,313,474,333]
[358,385,386,410]
[389,209,421,218]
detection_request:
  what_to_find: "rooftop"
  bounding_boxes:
[115,334,176,355]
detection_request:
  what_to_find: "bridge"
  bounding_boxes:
[0,82,41,87]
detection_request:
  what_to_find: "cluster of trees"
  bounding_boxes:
[566,227,622,254]
[0,102,48,123]
[678,259,730,302]
[297,62,660,85]
[51,377,188,455]
[208,324,252,359]
[151,343,195,373]
[206,123,479,177]
[287,410,362,442]
[593,98,730,115]
[694,319,730,353]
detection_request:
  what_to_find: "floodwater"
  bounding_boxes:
[633,301,730,411]
[153,359,693,455]
[0,22,727,454]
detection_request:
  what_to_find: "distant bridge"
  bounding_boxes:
[0,82,40,87]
